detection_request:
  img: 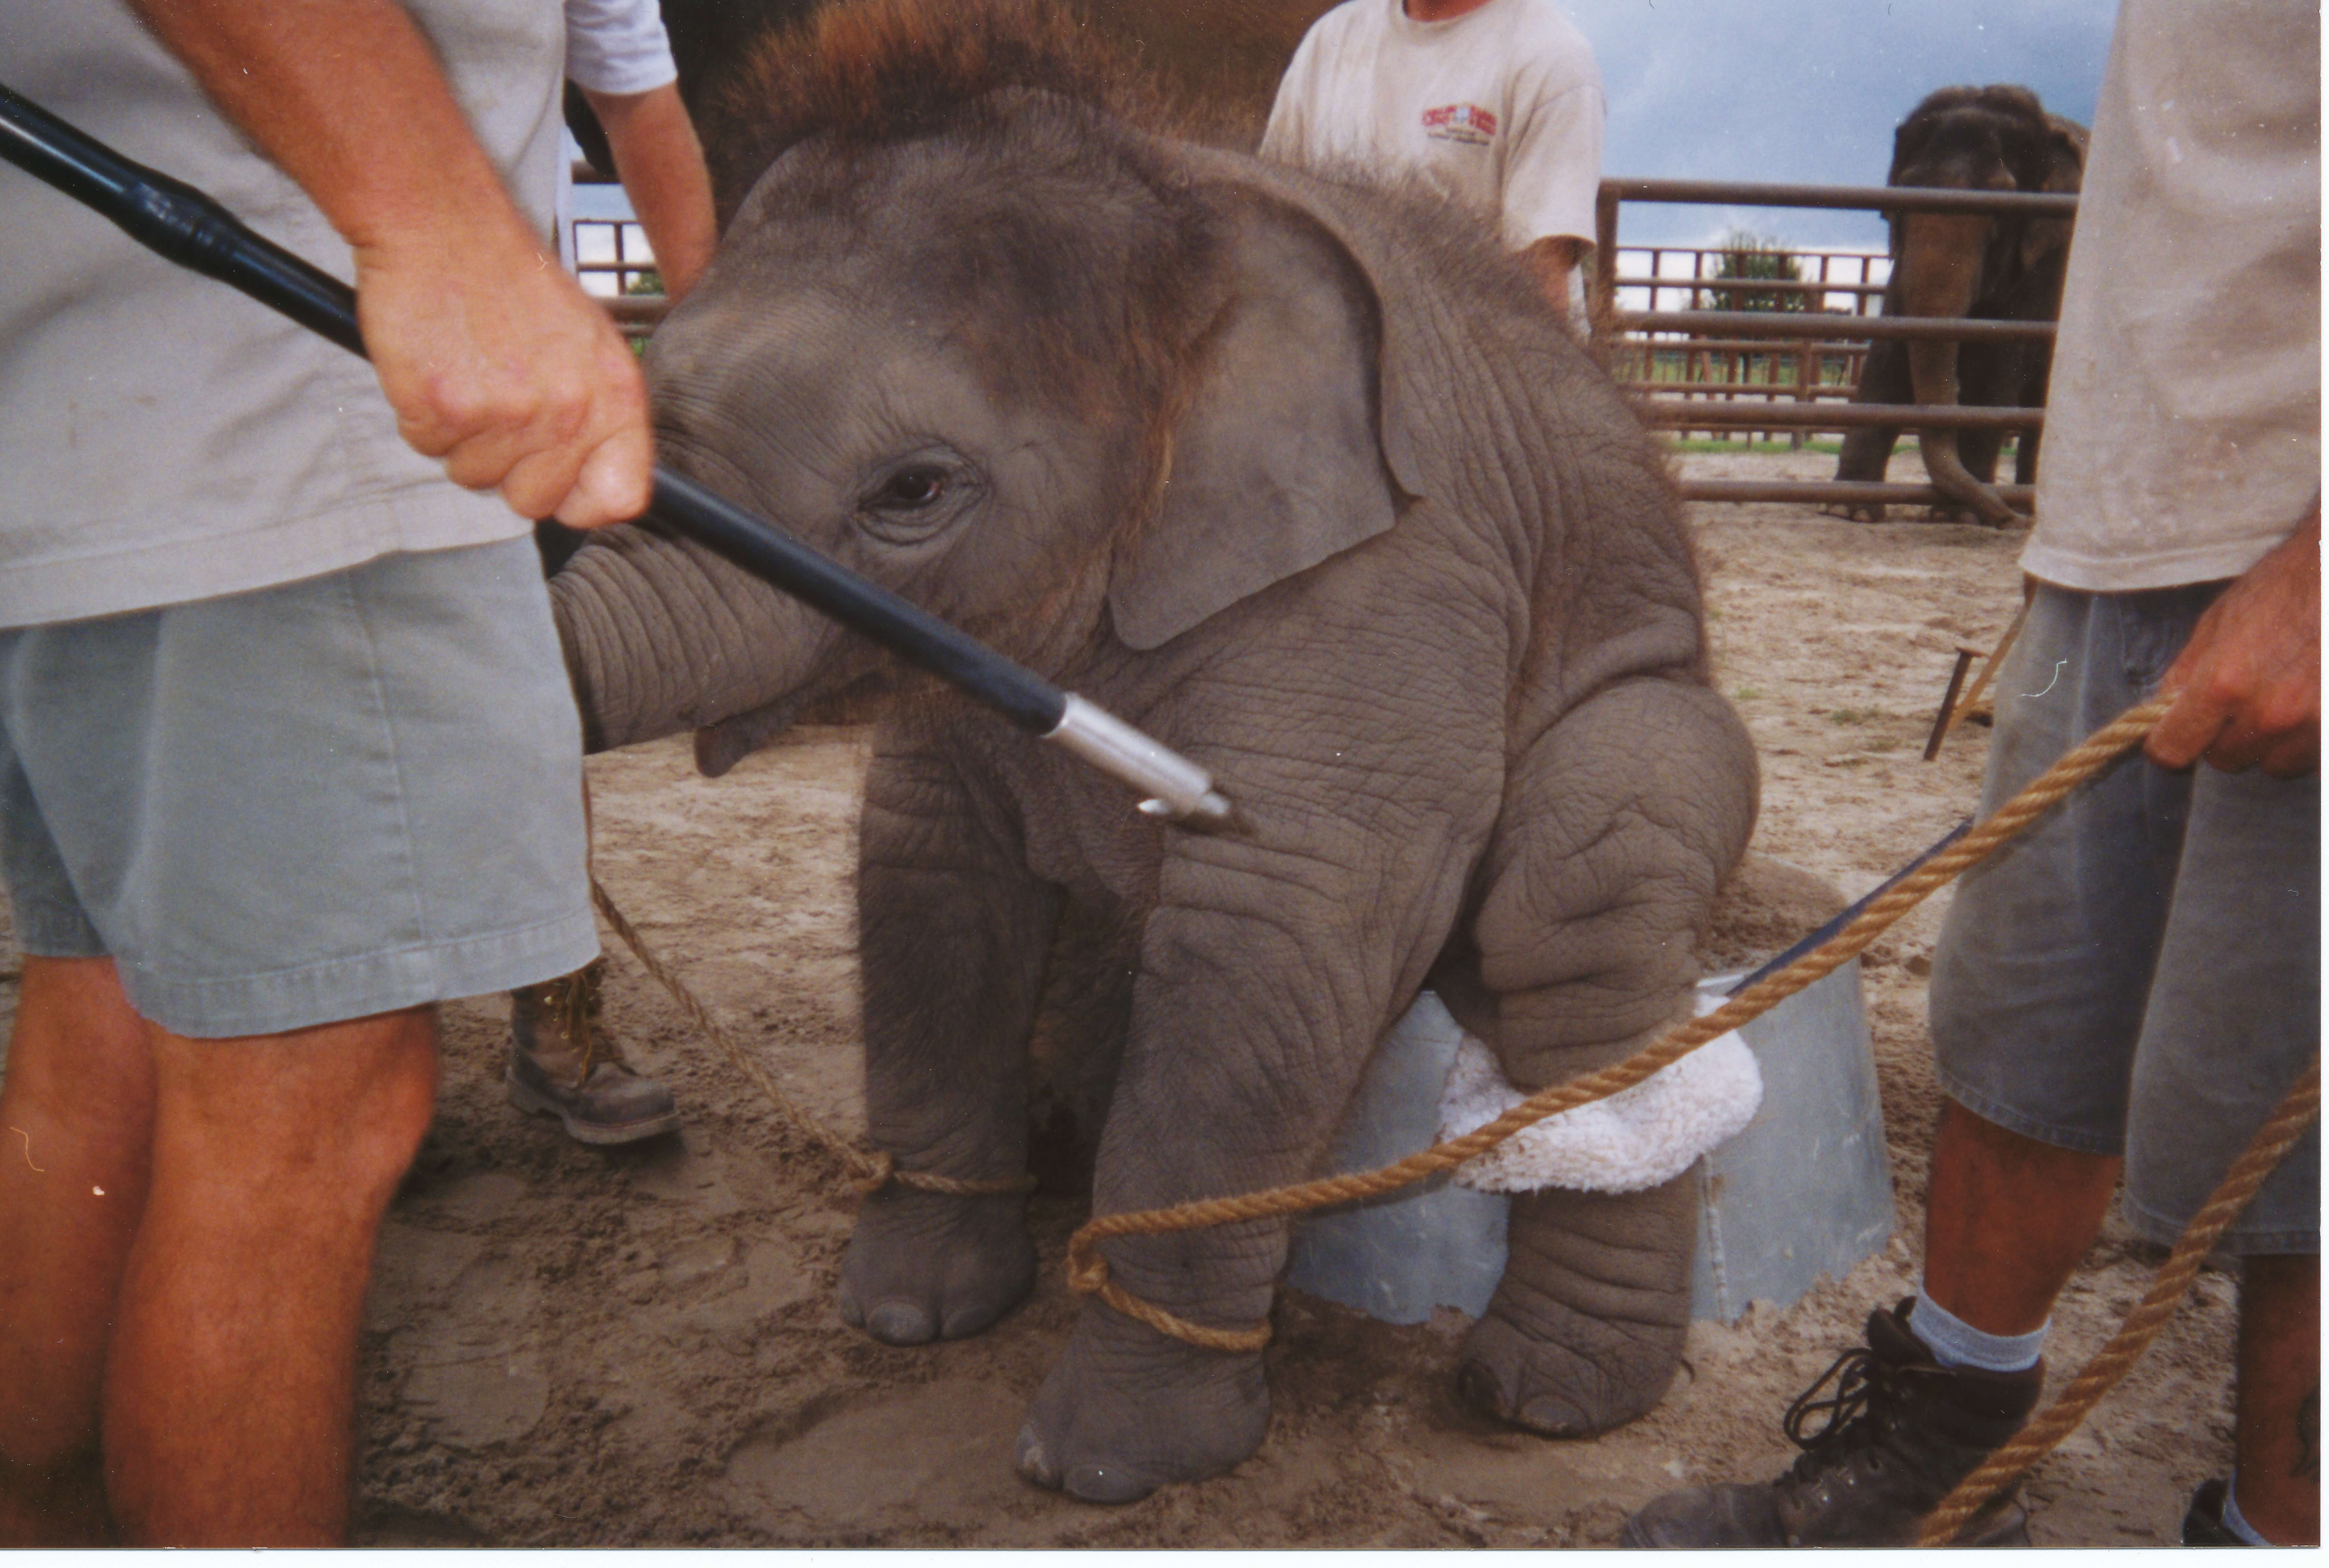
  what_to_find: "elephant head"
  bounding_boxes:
[1883,85,2085,527]
[552,5,1426,754]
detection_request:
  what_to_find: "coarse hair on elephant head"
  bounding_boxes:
[554,0,1440,750]
[1830,84,2085,526]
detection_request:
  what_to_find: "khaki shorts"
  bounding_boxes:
[1930,581,2318,1256]
[0,538,597,1038]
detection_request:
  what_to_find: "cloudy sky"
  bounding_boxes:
[1562,0,2121,252]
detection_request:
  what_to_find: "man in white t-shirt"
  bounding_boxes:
[1260,0,1604,311]
[557,0,717,301]
[1625,0,2317,1547]
[506,0,720,1149]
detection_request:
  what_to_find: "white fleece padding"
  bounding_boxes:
[1435,1004,1763,1195]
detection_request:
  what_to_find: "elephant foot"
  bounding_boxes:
[838,1186,1035,1345]
[1818,501,1884,523]
[1014,1299,1269,1504]
[1455,1175,1697,1438]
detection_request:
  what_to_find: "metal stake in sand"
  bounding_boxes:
[0,81,1231,829]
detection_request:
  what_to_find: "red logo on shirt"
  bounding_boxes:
[1422,103,1498,145]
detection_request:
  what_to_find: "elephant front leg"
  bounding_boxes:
[1015,881,1407,1503]
[1013,1223,1276,1505]
[1450,677,1756,1437]
[838,747,1057,1346]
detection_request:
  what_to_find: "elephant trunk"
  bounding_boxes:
[549,523,846,753]
[1895,212,2027,528]
[1908,339,2026,529]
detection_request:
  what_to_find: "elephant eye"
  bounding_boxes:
[868,466,949,511]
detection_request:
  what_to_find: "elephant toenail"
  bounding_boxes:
[1066,1462,1158,1505]
[1517,1394,1595,1438]
[1013,1426,1058,1487]
[940,1299,1004,1339]
[1455,1361,1513,1417]
[864,1300,936,1344]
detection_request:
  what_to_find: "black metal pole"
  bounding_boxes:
[0,82,1227,821]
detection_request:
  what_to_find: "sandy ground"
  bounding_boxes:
[0,449,2240,1547]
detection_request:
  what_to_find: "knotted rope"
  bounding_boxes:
[587,878,1033,1198]
[1062,693,2178,1352]
[1917,1059,2321,1546]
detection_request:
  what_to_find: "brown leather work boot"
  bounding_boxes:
[506,958,681,1145]
[1620,1298,2042,1547]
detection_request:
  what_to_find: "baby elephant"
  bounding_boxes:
[551,0,1757,1505]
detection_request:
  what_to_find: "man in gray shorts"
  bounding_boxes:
[0,0,650,1546]
[1627,0,2318,1548]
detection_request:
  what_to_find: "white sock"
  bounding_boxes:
[2221,1473,2274,1547]
[1909,1289,2047,1374]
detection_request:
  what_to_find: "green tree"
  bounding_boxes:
[1706,230,1806,314]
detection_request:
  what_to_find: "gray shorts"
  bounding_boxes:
[0,537,598,1038]
[1930,582,2319,1255]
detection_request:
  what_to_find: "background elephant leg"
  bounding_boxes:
[839,743,1057,1347]
[1956,427,2006,488]
[1445,678,1756,1438]
[1954,342,2010,489]
[2013,424,2043,486]
[1828,336,1908,521]
[2013,345,2053,485]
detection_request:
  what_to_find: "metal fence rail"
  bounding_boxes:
[574,175,2076,511]
[1592,178,2077,511]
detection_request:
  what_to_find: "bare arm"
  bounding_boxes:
[2145,508,2320,778]
[581,81,718,303]
[125,0,650,527]
[1523,235,1589,315]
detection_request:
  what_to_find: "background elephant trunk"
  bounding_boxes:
[550,526,845,753]
[1896,213,2027,528]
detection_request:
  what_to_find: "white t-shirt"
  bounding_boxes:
[1259,0,1604,254]
[2023,0,2320,592]
[564,0,678,96]
[556,0,682,271]
[0,1,567,628]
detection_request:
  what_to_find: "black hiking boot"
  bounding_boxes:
[2181,1479,2253,1546]
[1621,1298,2042,1547]
[507,958,681,1146]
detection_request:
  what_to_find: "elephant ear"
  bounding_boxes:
[2017,115,2089,273]
[1107,185,1423,651]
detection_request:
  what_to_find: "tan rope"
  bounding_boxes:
[587,877,1034,1198]
[1917,1060,2322,1547]
[1064,693,2176,1353]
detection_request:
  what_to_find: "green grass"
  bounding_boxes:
[1663,437,1843,455]
[1826,707,1884,725]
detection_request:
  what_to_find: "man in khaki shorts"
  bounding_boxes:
[1626,0,2318,1547]
[0,0,652,1545]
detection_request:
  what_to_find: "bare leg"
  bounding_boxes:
[1919,1098,2121,1334]
[0,958,156,1546]
[101,1004,437,1546]
[2234,1254,2319,1545]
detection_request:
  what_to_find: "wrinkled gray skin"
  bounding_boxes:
[1830,86,2086,526]
[552,91,1757,1503]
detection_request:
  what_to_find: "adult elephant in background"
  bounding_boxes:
[551,0,1758,1506]
[1830,86,2086,526]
